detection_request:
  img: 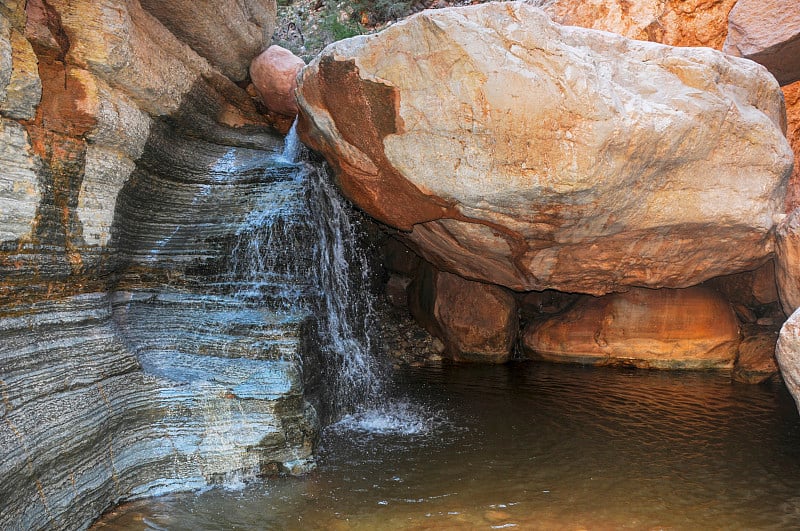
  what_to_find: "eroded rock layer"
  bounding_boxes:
[296,2,792,296]
[0,1,323,529]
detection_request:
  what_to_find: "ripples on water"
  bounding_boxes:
[95,363,800,530]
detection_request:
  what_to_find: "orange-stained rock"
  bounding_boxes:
[723,0,800,86]
[297,3,792,295]
[733,326,780,383]
[783,81,800,212]
[522,287,740,369]
[250,45,305,118]
[776,209,800,315]
[408,262,517,363]
[533,0,736,49]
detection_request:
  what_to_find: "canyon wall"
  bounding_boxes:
[0,1,320,529]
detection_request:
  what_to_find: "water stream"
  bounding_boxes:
[225,122,387,417]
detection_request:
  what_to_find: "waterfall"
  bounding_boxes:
[229,122,385,419]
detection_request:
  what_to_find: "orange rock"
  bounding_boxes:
[535,0,737,49]
[733,327,780,384]
[250,45,305,118]
[783,81,800,212]
[408,263,517,363]
[523,287,740,369]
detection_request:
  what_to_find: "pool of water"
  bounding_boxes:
[94,363,800,530]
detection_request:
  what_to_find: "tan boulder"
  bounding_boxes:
[408,263,517,363]
[776,308,800,411]
[723,0,800,86]
[522,286,740,369]
[533,0,736,49]
[250,45,305,118]
[297,3,793,295]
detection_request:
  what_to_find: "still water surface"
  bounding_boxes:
[96,363,800,530]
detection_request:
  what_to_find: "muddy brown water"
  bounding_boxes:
[94,362,800,530]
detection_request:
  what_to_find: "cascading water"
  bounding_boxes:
[228,121,386,419]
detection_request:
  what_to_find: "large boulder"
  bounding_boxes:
[297,2,793,296]
[408,263,517,363]
[723,0,800,86]
[522,286,740,369]
[250,44,305,117]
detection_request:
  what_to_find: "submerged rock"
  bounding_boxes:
[522,287,740,369]
[296,2,792,296]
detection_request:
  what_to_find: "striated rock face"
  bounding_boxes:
[0,0,328,529]
[409,263,517,363]
[522,287,740,369]
[723,0,800,86]
[296,2,792,296]
[532,0,737,49]
[250,44,305,118]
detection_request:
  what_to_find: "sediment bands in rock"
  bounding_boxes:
[523,286,740,369]
[296,2,793,295]
[1,0,324,529]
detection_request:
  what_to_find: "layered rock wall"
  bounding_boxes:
[0,1,322,529]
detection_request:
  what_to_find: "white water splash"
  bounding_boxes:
[330,401,446,437]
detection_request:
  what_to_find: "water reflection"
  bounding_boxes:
[95,363,800,530]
